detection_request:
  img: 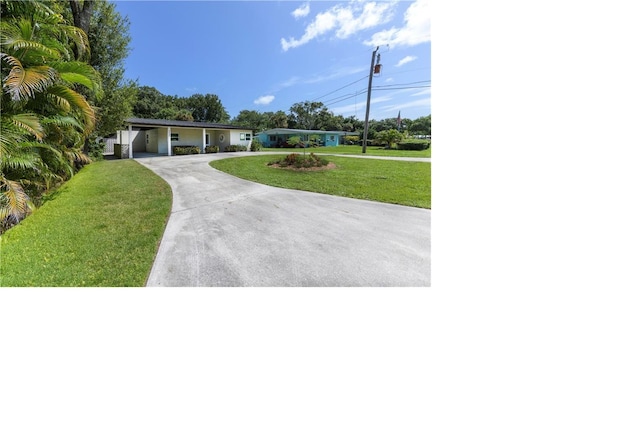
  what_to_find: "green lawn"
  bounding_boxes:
[210,154,430,209]
[0,160,172,287]
[260,144,431,158]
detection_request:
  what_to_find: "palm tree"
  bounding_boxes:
[1,0,101,231]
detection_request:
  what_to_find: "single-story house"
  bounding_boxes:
[116,118,254,158]
[256,128,359,148]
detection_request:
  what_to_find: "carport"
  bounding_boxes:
[115,118,254,158]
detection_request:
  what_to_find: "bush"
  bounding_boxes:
[225,144,247,152]
[88,137,106,161]
[250,139,262,152]
[205,145,219,153]
[396,141,429,151]
[268,152,329,169]
[344,135,359,145]
[173,146,200,155]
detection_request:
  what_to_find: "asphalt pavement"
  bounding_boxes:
[135,152,430,287]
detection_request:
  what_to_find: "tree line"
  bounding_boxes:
[132,91,431,138]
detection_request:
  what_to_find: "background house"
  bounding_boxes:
[115,118,254,157]
[256,129,359,148]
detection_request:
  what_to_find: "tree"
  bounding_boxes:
[132,86,172,118]
[232,109,266,131]
[1,0,100,231]
[376,129,403,148]
[288,101,328,130]
[85,0,136,137]
[186,93,229,123]
[267,110,288,129]
[68,0,93,35]
[409,115,431,136]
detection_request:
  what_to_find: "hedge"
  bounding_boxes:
[396,141,430,151]
[173,146,200,155]
[225,144,248,152]
[205,145,219,153]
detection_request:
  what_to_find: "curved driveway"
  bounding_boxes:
[136,153,430,287]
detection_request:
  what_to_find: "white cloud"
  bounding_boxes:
[281,1,396,51]
[254,95,275,105]
[292,2,310,19]
[365,0,430,48]
[396,55,417,67]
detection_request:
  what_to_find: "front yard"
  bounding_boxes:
[0,160,172,287]
[210,154,431,209]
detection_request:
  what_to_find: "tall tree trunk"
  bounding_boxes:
[69,0,93,35]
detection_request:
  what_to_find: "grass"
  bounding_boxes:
[210,154,430,209]
[0,160,172,287]
[260,144,431,158]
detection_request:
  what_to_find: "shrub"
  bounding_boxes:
[268,153,329,169]
[173,146,200,155]
[205,145,219,153]
[226,144,247,152]
[396,141,429,151]
[250,139,262,152]
[344,135,359,145]
[87,138,106,161]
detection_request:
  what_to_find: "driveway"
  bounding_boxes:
[136,153,430,287]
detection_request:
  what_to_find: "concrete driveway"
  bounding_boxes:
[136,153,430,287]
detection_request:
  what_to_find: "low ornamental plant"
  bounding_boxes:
[173,146,200,155]
[250,139,262,152]
[268,153,329,169]
[205,145,219,153]
[225,144,248,152]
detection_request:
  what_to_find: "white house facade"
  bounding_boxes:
[117,118,254,158]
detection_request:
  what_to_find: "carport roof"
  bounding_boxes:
[124,117,252,130]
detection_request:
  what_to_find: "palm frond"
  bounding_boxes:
[0,176,31,223]
[46,84,96,134]
[1,53,56,101]
[3,112,44,140]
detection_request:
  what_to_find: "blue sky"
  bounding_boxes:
[113,0,431,121]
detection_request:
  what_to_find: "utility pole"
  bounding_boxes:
[362,46,379,154]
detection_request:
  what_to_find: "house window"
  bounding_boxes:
[330,135,335,141]
[269,135,276,142]
[245,133,251,141]
[205,134,210,145]
[146,133,149,144]
[171,133,179,141]
[240,133,245,141]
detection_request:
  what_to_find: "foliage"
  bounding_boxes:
[205,145,219,153]
[85,0,136,138]
[1,0,100,232]
[250,139,262,152]
[286,136,304,148]
[0,160,172,286]
[225,144,248,152]
[172,146,200,155]
[87,137,106,160]
[211,155,431,209]
[376,129,404,148]
[397,141,430,151]
[288,100,330,130]
[132,87,230,123]
[268,153,329,169]
[344,135,360,145]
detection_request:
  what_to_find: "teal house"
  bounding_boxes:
[256,129,358,148]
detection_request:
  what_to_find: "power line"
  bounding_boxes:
[322,82,430,107]
[311,75,369,101]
